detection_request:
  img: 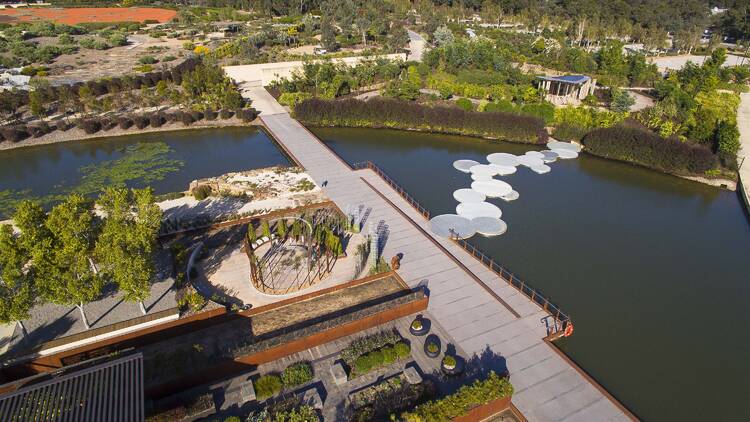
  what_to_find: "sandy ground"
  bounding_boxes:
[626,90,655,112]
[160,167,326,222]
[199,231,368,308]
[648,54,747,72]
[44,35,185,84]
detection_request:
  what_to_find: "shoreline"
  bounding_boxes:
[0,118,263,152]
[304,122,738,191]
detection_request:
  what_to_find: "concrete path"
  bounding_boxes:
[407,29,426,62]
[241,87,634,420]
[737,92,750,209]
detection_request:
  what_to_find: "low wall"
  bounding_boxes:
[224,53,407,86]
[453,396,512,422]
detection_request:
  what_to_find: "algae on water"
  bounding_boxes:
[0,142,184,218]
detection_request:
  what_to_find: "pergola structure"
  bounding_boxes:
[537,75,596,104]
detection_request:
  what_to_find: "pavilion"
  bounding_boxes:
[537,74,596,105]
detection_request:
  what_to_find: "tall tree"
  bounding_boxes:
[0,225,34,337]
[35,194,102,329]
[95,188,161,315]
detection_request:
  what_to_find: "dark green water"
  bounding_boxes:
[314,127,750,422]
[0,127,290,218]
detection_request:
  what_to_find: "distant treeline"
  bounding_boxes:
[582,126,718,175]
[295,97,548,144]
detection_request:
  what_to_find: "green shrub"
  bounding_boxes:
[281,362,313,388]
[139,55,158,64]
[400,371,513,420]
[426,342,439,354]
[583,126,718,174]
[442,355,457,368]
[369,350,384,367]
[354,354,373,374]
[455,98,473,111]
[381,346,396,365]
[192,185,212,200]
[224,417,241,422]
[273,405,319,421]
[394,341,410,359]
[340,330,401,366]
[279,92,313,109]
[254,374,282,400]
[295,98,547,144]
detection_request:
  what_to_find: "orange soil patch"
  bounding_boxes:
[0,7,177,25]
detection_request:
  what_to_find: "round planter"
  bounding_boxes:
[441,356,464,376]
[423,334,441,358]
[409,317,429,336]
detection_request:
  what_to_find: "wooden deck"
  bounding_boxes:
[245,87,635,421]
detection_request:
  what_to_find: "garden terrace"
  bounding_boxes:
[137,272,426,397]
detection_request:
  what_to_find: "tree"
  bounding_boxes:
[35,194,102,329]
[0,225,34,336]
[321,16,338,51]
[611,89,635,113]
[433,25,454,47]
[95,188,161,315]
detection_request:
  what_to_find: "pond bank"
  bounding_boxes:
[303,122,737,190]
[0,118,262,151]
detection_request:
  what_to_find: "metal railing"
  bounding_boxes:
[352,160,572,336]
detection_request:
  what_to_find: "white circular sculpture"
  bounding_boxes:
[456,202,502,219]
[429,214,476,239]
[471,180,513,197]
[531,164,551,174]
[552,149,579,159]
[516,155,545,167]
[524,151,545,159]
[487,153,520,167]
[540,150,559,163]
[472,217,508,236]
[453,159,480,173]
[500,190,519,201]
[469,164,497,177]
[453,188,486,203]
[488,164,517,176]
[471,173,492,181]
[547,141,581,152]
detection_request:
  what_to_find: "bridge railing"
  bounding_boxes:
[352,160,571,337]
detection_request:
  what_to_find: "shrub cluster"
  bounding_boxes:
[353,341,410,375]
[340,330,401,367]
[280,362,313,388]
[192,185,212,200]
[294,98,547,144]
[582,126,718,175]
[400,371,513,420]
[254,374,282,400]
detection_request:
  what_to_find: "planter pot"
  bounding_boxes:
[441,355,464,376]
[423,334,441,358]
[409,317,429,336]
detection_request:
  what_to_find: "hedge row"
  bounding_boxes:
[0,107,258,142]
[582,126,718,175]
[294,98,548,144]
[0,57,201,108]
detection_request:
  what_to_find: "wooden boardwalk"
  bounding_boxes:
[245,87,635,421]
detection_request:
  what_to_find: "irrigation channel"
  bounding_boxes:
[0,127,290,218]
[314,127,750,422]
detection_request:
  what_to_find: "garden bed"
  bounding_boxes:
[348,372,433,421]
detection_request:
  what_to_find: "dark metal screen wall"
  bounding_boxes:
[0,353,144,422]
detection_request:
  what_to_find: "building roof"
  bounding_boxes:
[537,75,591,84]
[0,353,144,422]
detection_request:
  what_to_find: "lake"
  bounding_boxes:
[0,127,290,218]
[314,127,750,422]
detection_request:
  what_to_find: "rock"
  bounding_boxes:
[403,367,422,385]
[239,380,256,403]
[331,362,347,385]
